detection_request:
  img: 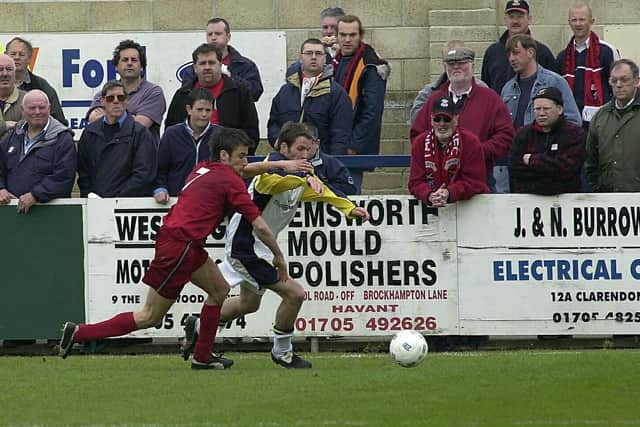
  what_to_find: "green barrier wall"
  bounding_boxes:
[0,204,85,339]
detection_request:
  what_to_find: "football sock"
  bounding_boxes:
[74,312,137,342]
[193,304,222,362]
[272,326,294,358]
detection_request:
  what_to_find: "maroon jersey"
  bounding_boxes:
[161,161,260,244]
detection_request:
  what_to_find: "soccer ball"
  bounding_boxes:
[389,330,428,368]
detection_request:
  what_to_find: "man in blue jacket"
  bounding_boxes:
[77,81,157,198]
[154,88,218,203]
[334,15,390,194]
[501,34,582,130]
[268,38,352,156]
[306,123,356,196]
[0,90,76,213]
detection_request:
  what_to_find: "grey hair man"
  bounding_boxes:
[586,59,640,192]
[410,40,489,124]
[320,7,345,58]
[0,54,24,138]
[5,37,68,126]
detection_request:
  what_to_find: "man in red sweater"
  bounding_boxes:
[59,128,296,370]
[409,96,489,206]
[411,47,514,192]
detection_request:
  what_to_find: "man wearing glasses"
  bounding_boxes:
[409,96,488,207]
[268,38,352,155]
[586,59,640,192]
[87,40,166,143]
[77,80,156,197]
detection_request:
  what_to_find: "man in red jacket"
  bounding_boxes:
[409,96,489,206]
[411,46,514,192]
[59,128,289,370]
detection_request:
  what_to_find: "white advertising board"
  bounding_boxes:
[0,31,286,138]
[85,196,460,338]
[457,194,640,335]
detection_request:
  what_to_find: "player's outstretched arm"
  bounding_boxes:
[350,207,370,222]
[243,159,313,178]
[251,216,290,283]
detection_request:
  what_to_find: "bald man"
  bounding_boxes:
[0,90,76,213]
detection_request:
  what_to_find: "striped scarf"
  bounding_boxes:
[423,127,462,190]
[562,31,604,108]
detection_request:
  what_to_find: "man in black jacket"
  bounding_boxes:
[5,37,67,126]
[481,0,557,95]
[77,81,156,197]
[509,87,586,195]
[165,44,259,154]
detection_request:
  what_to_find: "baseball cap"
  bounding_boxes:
[443,46,475,63]
[532,87,563,106]
[505,0,529,13]
[432,96,456,119]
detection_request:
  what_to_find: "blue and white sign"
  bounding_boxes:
[1,31,286,137]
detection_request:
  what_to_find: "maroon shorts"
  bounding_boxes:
[142,229,209,299]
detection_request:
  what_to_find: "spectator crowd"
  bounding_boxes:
[1,1,639,214]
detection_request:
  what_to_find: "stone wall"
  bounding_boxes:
[0,0,634,194]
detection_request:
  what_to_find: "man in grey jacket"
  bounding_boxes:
[501,34,581,130]
[0,90,76,213]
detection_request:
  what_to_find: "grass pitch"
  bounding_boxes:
[1,350,639,427]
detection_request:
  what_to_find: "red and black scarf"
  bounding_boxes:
[562,32,604,107]
[333,43,366,95]
[423,128,462,190]
[333,43,386,107]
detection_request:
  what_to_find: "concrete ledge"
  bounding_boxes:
[26,2,88,32]
[429,8,494,27]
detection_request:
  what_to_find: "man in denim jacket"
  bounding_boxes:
[501,34,581,130]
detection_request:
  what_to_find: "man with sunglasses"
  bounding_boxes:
[409,96,489,207]
[586,59,640,192]
[411,46,514,193]
[87,40,166,143]
[77,80,156,198]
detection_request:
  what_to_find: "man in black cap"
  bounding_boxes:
[482,0,557,95]
[509,86,586,194]
[409,96,489,207]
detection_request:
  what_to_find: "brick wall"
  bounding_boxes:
[0,0,632,194]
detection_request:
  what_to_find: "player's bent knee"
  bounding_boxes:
[284,280,305,306]
[135,309,165,329]
[242,299,261,314]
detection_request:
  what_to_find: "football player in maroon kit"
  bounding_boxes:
[59,127,311,369]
